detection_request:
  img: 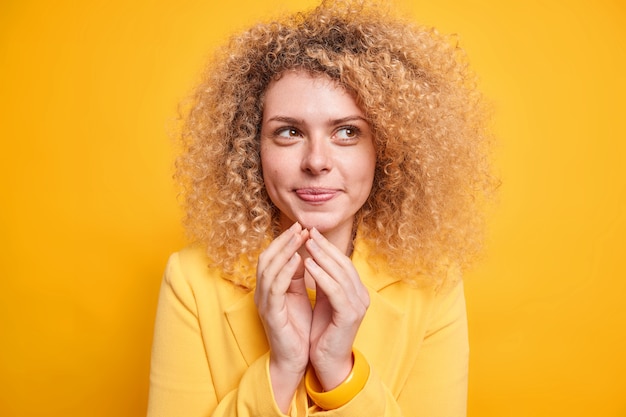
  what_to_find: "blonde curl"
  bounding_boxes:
[176,0,497,289]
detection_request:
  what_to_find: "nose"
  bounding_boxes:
[301,136,332,175]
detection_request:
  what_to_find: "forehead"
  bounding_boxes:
[262,71,363,120]
[265,71,345,97]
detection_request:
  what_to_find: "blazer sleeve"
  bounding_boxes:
[147,253,291,417]
[396,280,469,416]
[147,253,219,417]
[306,281,468,417]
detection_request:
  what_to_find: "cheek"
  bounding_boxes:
[360,162,377,200]
[261,146,297,181]
[357,152,376,188]
[259,145,274,181]
[260,157,280,183]
[260,151,282,198]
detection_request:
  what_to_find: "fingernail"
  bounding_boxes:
[290,222,301,232]
[304,257,318,269]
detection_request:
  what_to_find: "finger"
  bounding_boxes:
[257,222,303,273]
[256,249,302,309]
[264,252,303,314]
[304,256,369,316]
[307,228,349,264]
[305,229,368,303]
[255,223,305,306]
[257,223,309,295]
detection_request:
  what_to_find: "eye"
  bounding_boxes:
[276,127,301,138]
[335,126,360,141]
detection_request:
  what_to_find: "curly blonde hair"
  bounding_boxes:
[176,0,495,289]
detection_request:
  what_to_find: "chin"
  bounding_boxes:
[296,215,350,235]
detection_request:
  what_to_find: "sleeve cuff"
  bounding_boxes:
[237,352,290,416]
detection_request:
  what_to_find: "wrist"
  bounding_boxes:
[309,352,354,391]
[269,358,306,414]
[305,348,370,410]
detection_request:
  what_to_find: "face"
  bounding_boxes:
[260,71,376,240]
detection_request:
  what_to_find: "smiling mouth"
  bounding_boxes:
[294,188,338,203]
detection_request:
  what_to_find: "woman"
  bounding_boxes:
[148,1,494,416]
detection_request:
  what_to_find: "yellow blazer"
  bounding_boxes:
[148,239,468,416]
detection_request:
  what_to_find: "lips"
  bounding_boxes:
[294,188,339,203]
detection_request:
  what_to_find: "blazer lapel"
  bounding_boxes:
[354,289,405,388]
[224,291,269,366]
[351,239,409,391]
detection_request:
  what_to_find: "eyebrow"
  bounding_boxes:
[265,115,369,125]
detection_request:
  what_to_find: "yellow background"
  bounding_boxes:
[1,0,625,416]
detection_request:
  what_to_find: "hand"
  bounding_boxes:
[254,222,311,411]
[304,228,370,390]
